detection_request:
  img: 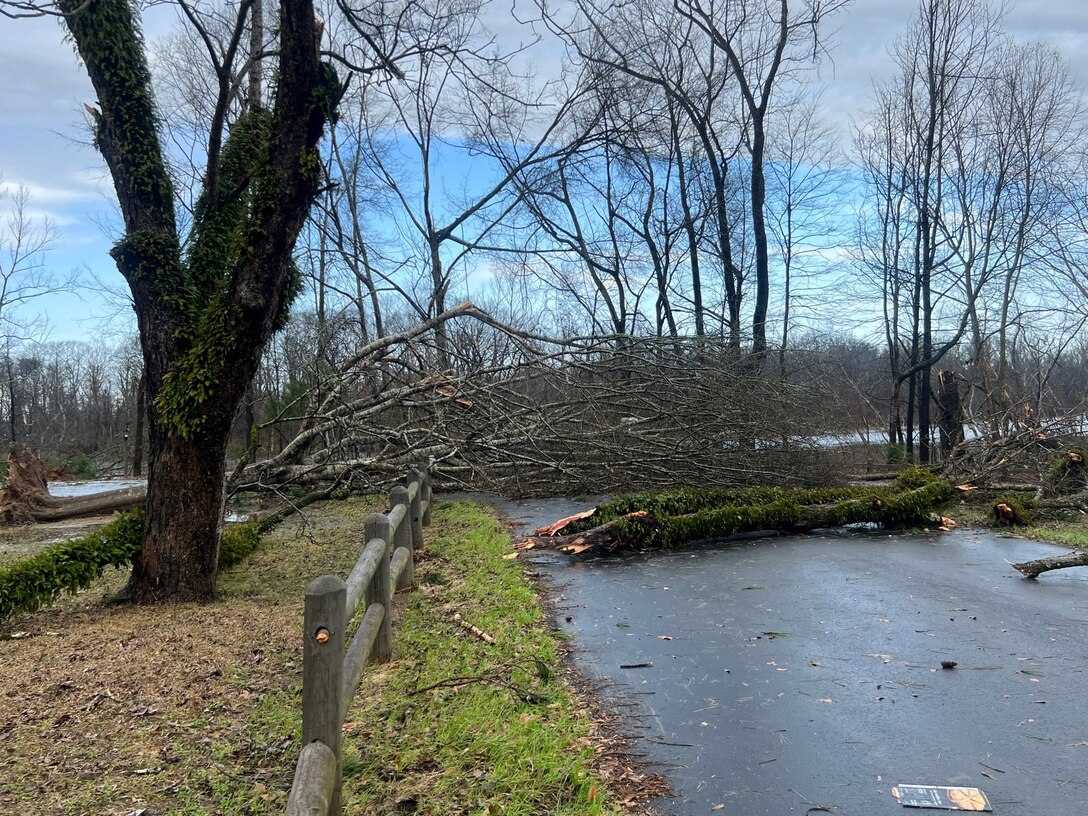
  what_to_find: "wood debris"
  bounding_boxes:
[453,612,495,644]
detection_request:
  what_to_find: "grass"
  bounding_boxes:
[0,497,633,815]
[951,494,1088,549]
[1013,522,1088,550]
[340,500,615,815]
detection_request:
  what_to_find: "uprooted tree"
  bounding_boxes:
[49,0,341,602]
[0,447,143,524]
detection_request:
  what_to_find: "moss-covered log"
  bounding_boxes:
[530,471,953,557]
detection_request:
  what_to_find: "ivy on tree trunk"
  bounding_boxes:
[61,0,340,602]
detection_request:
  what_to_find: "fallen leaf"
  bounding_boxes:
[712,806,725,811]
[502,552,519,560]
[817,698,834,703]
[559,541,590,555]
[980,771,994,780]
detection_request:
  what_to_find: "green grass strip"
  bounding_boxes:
[340,500,617,815]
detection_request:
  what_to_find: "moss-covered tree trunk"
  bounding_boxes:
[528,472,953,558]
[61,0,338,602]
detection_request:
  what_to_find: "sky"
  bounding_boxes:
[1,0,1086,343]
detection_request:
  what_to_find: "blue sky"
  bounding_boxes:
[1,0,1086,343]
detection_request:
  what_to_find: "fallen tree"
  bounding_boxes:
[520,469,953,557]
[232,314,843,498]
[0,449,145,525]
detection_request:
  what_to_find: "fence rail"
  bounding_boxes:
[286,461,433,815]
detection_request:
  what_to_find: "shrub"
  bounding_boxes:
[886,443,906,464]
[218,523,261,570]
[892,466,940,491]
[66,453,97,481]
[1047,449,1087,494]
[991,495,1034,526]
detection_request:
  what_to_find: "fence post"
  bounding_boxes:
[420,458,433,526]
[390,485,414,589]
[303,575,346,814]
[364,513,393,663]
[407,468,424,554]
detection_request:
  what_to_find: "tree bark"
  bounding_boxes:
[936,369,964,456]
[130,424,231,602]
[1011,551,1088,579]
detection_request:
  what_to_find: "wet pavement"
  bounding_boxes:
[484,496,1088,816]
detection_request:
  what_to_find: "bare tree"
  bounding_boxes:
[763,93,847,369]
[672,0,849,357]
[0,183,70,444]
[856,0,1002,463]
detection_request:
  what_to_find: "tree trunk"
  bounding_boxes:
[936,369,964,456]
[129,423,231,603]
[749,123,770,359]
[7,489,146,523]
[61,0,336,603]
[527,480,952,558]
[0,448,145,524]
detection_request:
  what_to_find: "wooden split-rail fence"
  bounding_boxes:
[285,461,434,815]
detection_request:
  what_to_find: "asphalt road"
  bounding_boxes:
[491,497,1088,816]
